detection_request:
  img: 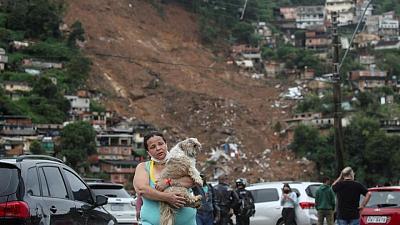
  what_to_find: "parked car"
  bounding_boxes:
[0,155,117,225]
[88,182,138,225]
[246,181,322,225]
[360,186,400,225]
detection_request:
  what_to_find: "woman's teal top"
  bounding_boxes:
[140,161,197,225]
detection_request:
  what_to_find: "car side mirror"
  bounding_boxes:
[95,195,108,207]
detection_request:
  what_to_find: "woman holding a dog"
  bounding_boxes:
[133,132,197,225]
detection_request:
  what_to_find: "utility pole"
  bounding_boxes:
[331,11,345,176]
[240,0,249,20]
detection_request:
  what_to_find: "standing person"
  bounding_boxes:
[280,183,298,225]
[193,174,220,225]
[234,178,255,225]
[315,177,336,225]
[214,175,240,225]
[133,132,197,225]
[332,167,371,225]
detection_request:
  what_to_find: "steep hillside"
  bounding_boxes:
[63,0,314,181]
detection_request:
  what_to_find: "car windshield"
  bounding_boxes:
[366,191,400,208]
[90,185,131,198]
[0,164,19,197]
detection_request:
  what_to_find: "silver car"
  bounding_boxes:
[246,181,322,225]
[88,182,138,225]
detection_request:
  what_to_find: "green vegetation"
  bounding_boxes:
[59,121,97,170]
[0,0,101,123]
[30,140,46,155]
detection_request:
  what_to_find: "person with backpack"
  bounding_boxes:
[214,175,240,225]
[234,178,255,225]
[193,173,220,225]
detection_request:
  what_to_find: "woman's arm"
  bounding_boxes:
[155,176,195,191]
[133,162,186,208]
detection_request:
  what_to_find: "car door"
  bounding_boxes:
[62,168,113,225]
[249,188,282,225]
[38,166,80,225]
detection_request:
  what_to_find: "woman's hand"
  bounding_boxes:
[155,181,169,192]
[165,192,186,208]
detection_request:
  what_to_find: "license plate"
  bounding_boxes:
[110,203,124,211]
[366,216,387,223]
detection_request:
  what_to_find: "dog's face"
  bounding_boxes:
[178,138,202,158]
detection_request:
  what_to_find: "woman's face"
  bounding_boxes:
[146,136,168,160]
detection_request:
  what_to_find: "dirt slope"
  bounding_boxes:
[64,0,315,182]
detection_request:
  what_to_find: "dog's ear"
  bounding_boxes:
[178,140,188,151]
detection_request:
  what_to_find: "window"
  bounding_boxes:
[251,188,279,203]
[63,169,93,204]
[42,167,68,199]
[26,167,40,196]
[38,168,50,197]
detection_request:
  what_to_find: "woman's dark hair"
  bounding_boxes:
[143,132,166,151]
[282,183,292,191]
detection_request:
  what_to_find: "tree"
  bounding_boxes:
[30,140,45,155]
[231,22,254,44]
[67,21,85,47]
[59,121,97,170]
[289,124,334,177]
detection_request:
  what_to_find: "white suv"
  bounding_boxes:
[246,181,322,225]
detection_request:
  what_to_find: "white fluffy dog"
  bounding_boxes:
[159,138,203,225]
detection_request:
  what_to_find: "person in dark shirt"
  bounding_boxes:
[214,175,240,225]
[233,178,255,225]
[193,174,220,225]
[332,167,371,225]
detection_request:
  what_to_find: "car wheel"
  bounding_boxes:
[277,219,285,225]
[277,219,297,225]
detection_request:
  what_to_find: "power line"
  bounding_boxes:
[338,0,373,71]
[90,51,228,71]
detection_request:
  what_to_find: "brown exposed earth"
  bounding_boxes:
[64,0,315,182]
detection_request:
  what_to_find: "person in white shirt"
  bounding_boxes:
[280,183,298,225]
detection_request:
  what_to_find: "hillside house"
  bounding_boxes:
[98,160,138,185]
[350,69,392,91]
[283,112,351,142]
[10,41,32,50]
[264,61,285,78]
[64,95,90,117]
[374,40,400,50]
[301,67,315,80]
[0,115,36,137]
[359,54,376,68]
[296,5,325,29]
[0,137,24,157]
[273,7,297,29]
[325,0,355,26]
[380,119,400,135]
[1,81,32,100]
[307,78,331,94]
[256,22,275,47]
[96,133,134,160]
[379,12,399,38]
[0,116,38,156]
[354,0,373,23]
[0,48,8,71]
[353,33,380,48]
[22,59,63,69]
[305,30,331,50]
[231,45,262,62]
[366,15,380,34]
[35,124,63,137]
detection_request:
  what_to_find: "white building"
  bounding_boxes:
[325,0,355,26]
[296,5,325,29]
[64,95,90,114]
